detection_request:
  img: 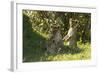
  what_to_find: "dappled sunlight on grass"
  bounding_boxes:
[23,41,91,62]
[33,30,49,40]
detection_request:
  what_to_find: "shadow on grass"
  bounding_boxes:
[23,40,84,62]
[23,31,47,62]
[59,46,84,55]
[23,14,47,62]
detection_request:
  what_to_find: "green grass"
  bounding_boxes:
[23,31,91,62]
[38,42,91,61]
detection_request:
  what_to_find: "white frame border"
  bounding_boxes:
[11,1,97,72]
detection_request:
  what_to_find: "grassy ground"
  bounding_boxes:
[41,42,91,61]
[23,31,91,62]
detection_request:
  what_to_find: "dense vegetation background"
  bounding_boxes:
[23,10,91,62]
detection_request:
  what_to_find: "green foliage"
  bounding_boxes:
[23,10,91,42]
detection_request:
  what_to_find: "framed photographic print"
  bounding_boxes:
[11,1,97,71]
